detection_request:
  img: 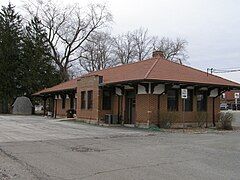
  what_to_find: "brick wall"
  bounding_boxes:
[55,98,70,116]
[134,92,220,127]
[76,75,100,121]
[74,79,221,127]
[135,94,158,125]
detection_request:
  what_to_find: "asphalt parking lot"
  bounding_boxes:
[0,115,240,180]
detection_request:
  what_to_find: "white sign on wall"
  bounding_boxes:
[115,87,123,96]
[137,84,148,94]
[181,89,188,99]
[234,93,239,99]
[153,84,165,94]
[209,88,218,97]
[222,93,226,99]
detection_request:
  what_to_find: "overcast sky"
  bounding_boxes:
[2,0,240,83]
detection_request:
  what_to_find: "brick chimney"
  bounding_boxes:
[152,50,164,58]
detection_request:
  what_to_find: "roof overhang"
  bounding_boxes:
[100,79,240,90]
[32,88,77,97]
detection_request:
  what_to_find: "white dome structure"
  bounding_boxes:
[12,96,33,115]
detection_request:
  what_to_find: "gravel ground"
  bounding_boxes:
[0,115,240,180]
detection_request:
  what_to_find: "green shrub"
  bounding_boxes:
[158,112,179,128]
[195,112,208,128]
[217,112,234,130]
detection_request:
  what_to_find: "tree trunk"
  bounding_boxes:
[59,67,69,82]
[1,96,9,114]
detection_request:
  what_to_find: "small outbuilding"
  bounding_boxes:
[12,96,33,115]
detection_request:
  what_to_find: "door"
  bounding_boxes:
[125,91,136,124]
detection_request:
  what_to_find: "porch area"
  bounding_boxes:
[35,89,77,118]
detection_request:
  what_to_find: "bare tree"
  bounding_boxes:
[79,31,115,72]
[25,0,112,81]
[132,28,153,61]
[112,32,137,65]
[153,37,188,64]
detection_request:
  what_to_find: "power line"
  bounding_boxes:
[207,67,240,74]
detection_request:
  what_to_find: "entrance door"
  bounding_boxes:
[125,91,136,124]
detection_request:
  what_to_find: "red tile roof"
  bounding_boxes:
[34,56,240,95]
[87,57,240,87]
[33,78,78,95]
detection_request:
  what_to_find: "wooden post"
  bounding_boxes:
[43,97,47,116]
[182,98,185,130]
[157,94,160,126]
[117,95,120,123]
[213,97,215,127]
[51,96,55,117]
[54,98,57,118]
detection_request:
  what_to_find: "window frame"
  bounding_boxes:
[102,90,112,110]
[167,89,179,111]
[62,96,66,109]
[197,91,207,112]
[184,90,193,111]
[87,90,93,109]
[81,91,86,109]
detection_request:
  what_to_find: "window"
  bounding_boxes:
[197,92,207,111]
[62,96,66,109]
[184,90,193,111]
[102,90,111,110]
[87,90,93,109]
[167,90,178,111]
[81,91,86,109]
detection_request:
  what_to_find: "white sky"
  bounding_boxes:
[2,0,240,83]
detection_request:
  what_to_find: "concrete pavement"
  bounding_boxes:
[0,115,240,180]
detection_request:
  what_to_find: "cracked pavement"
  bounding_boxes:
[0,115,240,179]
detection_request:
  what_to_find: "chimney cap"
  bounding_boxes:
[152,50,164,58]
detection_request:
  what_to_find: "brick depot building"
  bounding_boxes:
[34,51,240,127]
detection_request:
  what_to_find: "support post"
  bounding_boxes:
[182,99,185,129]
[117,95,120,123]
[213,97,215,127]
[43,97,47,116]
[51,96,55,117]
[54,99,57,118]
[157,94,160,126]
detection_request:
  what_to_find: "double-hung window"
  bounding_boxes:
[167,90,178,111]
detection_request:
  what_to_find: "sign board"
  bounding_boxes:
[222,93,225,99]
[181,89,188,99]
[153,84,165,94]
[234,93,239,99]
[209,88,218,97]
[115,87,123,96]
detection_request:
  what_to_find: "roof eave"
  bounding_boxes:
[101,79,240,89]
[32,87,77,97]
